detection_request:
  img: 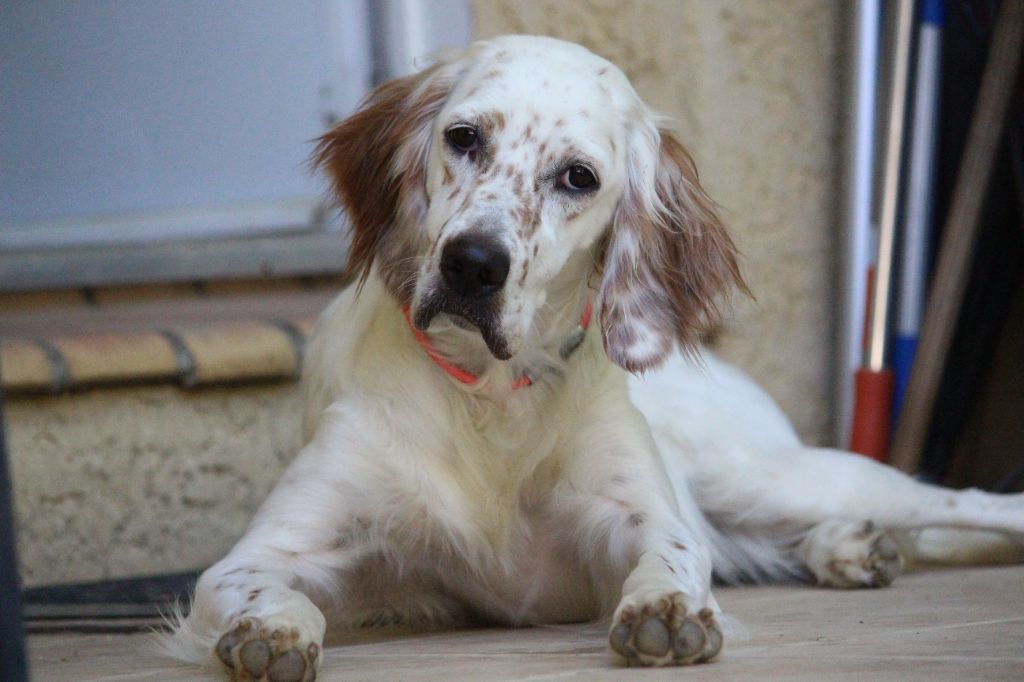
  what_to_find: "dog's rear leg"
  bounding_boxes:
[697,446,1024,535]
[692,446,1024,586]
[796,523,1024,589]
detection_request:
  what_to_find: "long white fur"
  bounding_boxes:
[161,35,1024,674]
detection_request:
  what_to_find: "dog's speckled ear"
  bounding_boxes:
[313,62,457,300]
[598,125,747,373]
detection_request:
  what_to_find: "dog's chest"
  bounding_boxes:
[435,500,599,625]
[417,424,598,622]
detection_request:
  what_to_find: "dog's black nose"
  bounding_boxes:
[440,234,510,297]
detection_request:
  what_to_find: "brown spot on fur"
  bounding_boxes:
[555,118,565,127]
[598,67,609,76]
[442,163,453,185]
[478,110,506,133]
[518,260,530,287]
[247,590,261,602]
[533,243,539,257]
[673,542,687,551]
[628,512,647,527]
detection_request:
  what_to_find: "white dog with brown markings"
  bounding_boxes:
[162,35,1024,680]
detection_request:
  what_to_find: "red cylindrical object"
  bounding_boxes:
[850,368,895,461]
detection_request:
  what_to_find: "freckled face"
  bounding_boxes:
[412,46,632,358]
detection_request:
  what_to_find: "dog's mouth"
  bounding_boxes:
[412,292,512,361]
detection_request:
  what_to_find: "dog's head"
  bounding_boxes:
[316,35,744,372]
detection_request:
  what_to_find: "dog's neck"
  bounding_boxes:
[409,264,597,396]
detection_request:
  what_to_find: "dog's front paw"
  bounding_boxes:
[608,591,723,666]
[215,617,320,682]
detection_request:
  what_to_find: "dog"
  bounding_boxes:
[163,35,1024,680]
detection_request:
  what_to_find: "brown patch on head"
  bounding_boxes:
[523,125,534,140]
[597,129,747,373]
[518,259,530,288]
[628,512,647,527]
[513,201,541,240]
[442,162,454,185]
[314,62,455,301]
[598,67,609,76]
[478,110,506,133]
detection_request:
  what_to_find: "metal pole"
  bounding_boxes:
[836,0,881,447]
[868,0,915,372]
[849,0,915,461]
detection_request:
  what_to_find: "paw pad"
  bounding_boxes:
[215,617,319,681]
[609,593,723,666]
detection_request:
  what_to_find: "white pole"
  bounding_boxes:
[836,0,880,447]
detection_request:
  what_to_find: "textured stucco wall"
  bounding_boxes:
[8,384,301,586]
[473,0,843,444]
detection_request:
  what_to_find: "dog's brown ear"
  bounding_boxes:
[314,63,455,298]
[598,127,747,373]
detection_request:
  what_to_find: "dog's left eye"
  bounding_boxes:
[446,126,479,152]
[561,164,598,191]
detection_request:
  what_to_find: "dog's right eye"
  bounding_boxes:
[446,126,479,153]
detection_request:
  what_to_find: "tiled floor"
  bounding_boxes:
[28,565,1024,681]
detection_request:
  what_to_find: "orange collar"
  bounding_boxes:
[401,299,593,390]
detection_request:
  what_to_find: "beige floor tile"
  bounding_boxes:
[27,565,1024,681]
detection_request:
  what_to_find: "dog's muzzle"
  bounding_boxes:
[413,232,513,360]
